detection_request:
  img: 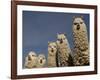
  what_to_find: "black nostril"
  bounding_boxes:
[51,49,54,52]
[77,25,80,30]
[60,39,63,44]
[40,59,42,63]
[28,56,31,61]
[77,24,80,27]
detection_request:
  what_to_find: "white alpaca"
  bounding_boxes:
[72,16,89,66]
[24,51,37,68]
[37,54,46,68]
[48,42,58,67]
[56,33,73,67]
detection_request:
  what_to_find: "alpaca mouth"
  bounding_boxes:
[77,25,80,30]
[40,59,42,63]
[60,40,63,44]
[51,49,54,52]
[28,56,31,61]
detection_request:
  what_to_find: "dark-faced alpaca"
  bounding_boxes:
[48,42,58,67]
[56,33,73,67]
[72,16,89,66]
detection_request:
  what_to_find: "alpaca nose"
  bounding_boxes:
[51,48,54,52]
[60,39,63,44]
[40,59,42,63]
[77,24,80,30]
[28,56,31,61]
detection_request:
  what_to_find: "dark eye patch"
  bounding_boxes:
[32,54,36,56]
[63,38,66,40]
[74,23,77,25]
[80,22,83,24]
[57,39,61,41]
[42,58,44,59]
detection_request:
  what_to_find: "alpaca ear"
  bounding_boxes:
[48,41,50,44]
[80,16,84,19]
[72,16,76,22]
[57,33,59,35]
[73,16,76,19]
[64,33,66,36]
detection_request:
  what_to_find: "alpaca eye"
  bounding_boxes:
[32,55,35,56]
[74,23,77,25]
[63,38,66,40]
[80,22,83,24]
[57,39,60,41]
[43,57,45,59]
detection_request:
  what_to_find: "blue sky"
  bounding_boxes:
[22,11,89,67]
